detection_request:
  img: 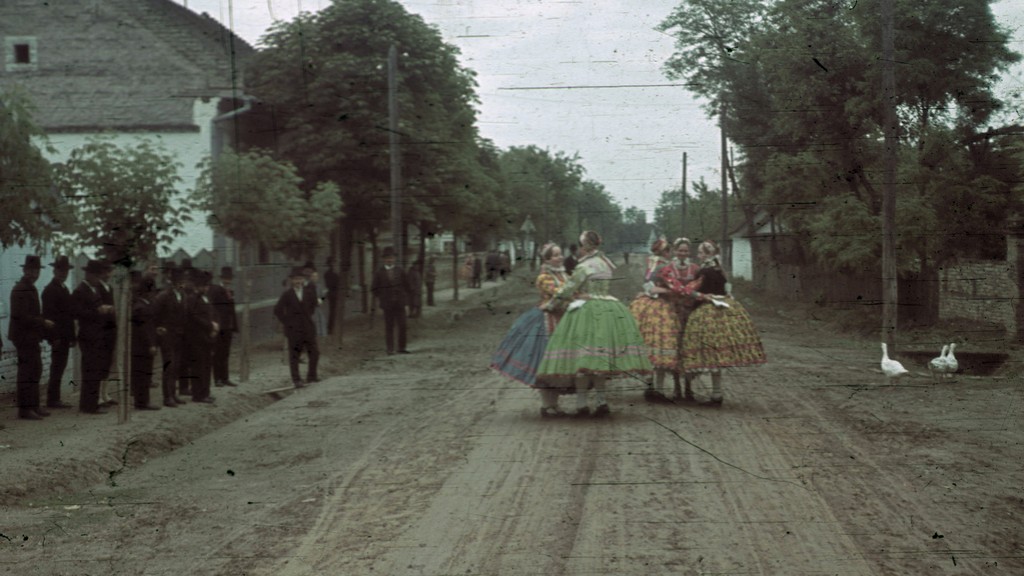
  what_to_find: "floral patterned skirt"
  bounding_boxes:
[629,295,681,371]
[537,299,652,385]
[681,296,767,372]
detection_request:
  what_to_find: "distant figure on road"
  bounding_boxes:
[490,242,573,417]
[371,247,411,355]
[407,259,423,319]
[424,256,437,307]
[537,230,652,417]
[471,253,482,288]
[681,240,767,406]
[563,244,578,276]
[324,261,340,335]
[274,267,320,387]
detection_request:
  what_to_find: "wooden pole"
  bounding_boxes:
[681,151,687,238]
[388,45,403,268]
[116,267,131,424]
[720,101,729,267]
[881,0,899,350]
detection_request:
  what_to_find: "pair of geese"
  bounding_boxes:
[880,342,958,382]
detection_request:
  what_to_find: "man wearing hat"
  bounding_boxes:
[208,266,238,387]
[41,256,77,409]
[273,266,319,387]
[130,271,161,410]
[8,255,55,420]
[371,246,411,355]
[72,259,117,414]
[153,265,188,407]
[185,270,219,403]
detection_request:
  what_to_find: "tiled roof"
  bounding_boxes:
[0,0,254,132]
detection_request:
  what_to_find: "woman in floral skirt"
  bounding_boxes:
[490,243,573,417]
[681,240,767,406]
[537,230,652,417]
[671,237,702,402]
[629,238,690,403]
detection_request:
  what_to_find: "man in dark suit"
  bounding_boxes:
[153,266,188,407]
[72,259,116,415]
[41,255,76,409]
[130,272,160,410]
[186,271,219,403]
[208,266,238,387]
[371,247,410,355]
[274,267,319,387]
[9,255,54,420]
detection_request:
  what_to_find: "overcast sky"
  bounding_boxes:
[179,0,1024,220]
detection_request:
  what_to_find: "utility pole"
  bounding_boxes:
[388,45,403,268]
[720,101,729,268]
[681,152,687,239]
[881,0,898,350]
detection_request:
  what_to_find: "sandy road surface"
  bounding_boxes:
[2,261,1022,576]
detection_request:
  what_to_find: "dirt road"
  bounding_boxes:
[2,261,1021,575]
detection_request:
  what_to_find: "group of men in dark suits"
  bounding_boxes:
[150,263,239,408]
[5,255,239,420]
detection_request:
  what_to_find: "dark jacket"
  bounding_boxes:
[187,292,218,345]
[42,278,76,344]
[207,284,238,333]
[371,265,409,310]
[152,288,187,337]
[8,277,47,347]
[131,295,158,354]
[273,287,316,340]
[72,279,117,347]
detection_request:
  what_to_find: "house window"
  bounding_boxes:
[14,44,30,64]
[5,36,38,72]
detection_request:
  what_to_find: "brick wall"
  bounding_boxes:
[938,259,1017,335]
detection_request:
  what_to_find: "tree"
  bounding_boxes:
[660,0,1022,279]
[497,145,588,248]
[0,87,57,248]
[55,137,196,422]
[56,138,193,265]
[247,0,488,293]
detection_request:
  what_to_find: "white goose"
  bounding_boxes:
[942,343,958,377]
[880,343,909,383]
[928,344,949,382]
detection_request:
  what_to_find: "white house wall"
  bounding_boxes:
[39,98,217,258]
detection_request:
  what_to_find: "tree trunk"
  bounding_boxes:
[239,241,252,383]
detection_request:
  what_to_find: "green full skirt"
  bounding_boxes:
[537,299,652,385]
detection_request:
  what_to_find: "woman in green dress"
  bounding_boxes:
[537,230,652,417]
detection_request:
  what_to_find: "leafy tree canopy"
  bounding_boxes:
[55,138,192,266]
[0,87,57,249]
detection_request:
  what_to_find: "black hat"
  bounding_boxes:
[181,258,194,269]
[82,259,106,274]
[22,255,42,270]
[194,270,212,287]
[288,266,306,278]
[169,267,185,283]
[50,256,72,270]
[161,259,176,272]
[302,261,316,271]
[219,266,234,279]
[381,246,395,258]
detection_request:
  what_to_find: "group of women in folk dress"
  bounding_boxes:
[490,230,767,418]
